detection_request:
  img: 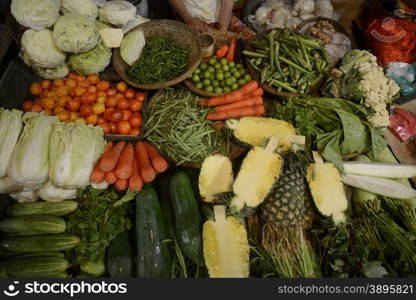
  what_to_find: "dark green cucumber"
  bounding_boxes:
[0,234,80,254]
[0,257,68,277]
[136,185,172,278]
[107,230,133,278]
[0,215,66,235]
[6,201,78,217]
[13,252,65,259]
[170,172,203,265]
[156,174,175,239]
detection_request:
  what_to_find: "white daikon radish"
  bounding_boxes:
[343,161,416,179]
[342,174,416,200]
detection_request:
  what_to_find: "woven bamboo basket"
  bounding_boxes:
[113,19,202,90]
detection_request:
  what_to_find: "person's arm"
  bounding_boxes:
[168,0,210,32]
[218,0,234,31]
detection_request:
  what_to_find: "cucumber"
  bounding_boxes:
[170,172,203,265]
[136,185,172,278]
[13,252,65,259]
[107,230,133,278]
[0,257,68,277]
[6,201,78,217]
[0,234,80,254]
[0,215,66,235]
[156,174,175,239]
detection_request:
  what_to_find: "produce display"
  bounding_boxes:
[244,30,329,94]
[21,73,145,136]
[1,0,416,280]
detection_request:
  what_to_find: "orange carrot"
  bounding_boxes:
[226,39,237,62]
[206,104,265,121]
[244,87,263,98]
[105,171,118,184]
[198,81,258,106]
[129,155,143,192]
[216,45,229,58]
[90,141,114,182]
[114,179,128,191]
[215,96,263,112]
[135,142,156,183]
[114,143,134,179]
[143,142,168,173]
[99,141,126,172]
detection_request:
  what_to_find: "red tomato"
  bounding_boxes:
[129,113,142,128]
[97,116,106,124]
[79,104,93,118]
[130,128,140,136]
[86,114,98,125]
[78,80,90,88]
[124,88,135,99]
[87,85,97,94]
[65,79,77,89]
[116,81,128,93]
[75,75,86,82]
[98,122,111,134]
[68,72,78,80]
[87,74,100,85]
[122,110,132,121]
[117,99,130,110]
[106,88,117,96]
[110,110,123,123]
[109,122,117,134]
[41,80,52,90]
[129,99,142,112]
[57,110,70,122]
[73,86,87,97]
[55,86,69,97]
[96,81,110,91]
[92,102,105,115]
[22,101,34,112]
[40,98,55,110]
[117,120,131,135]
[40,90,49,98]
[53,106,65,115]
[82,92,97,104]
[30,83,42,95]
[134,92,145,101]
[66,98,81,112]
[115,93,124,101]
[53,79,65,88]
[104,108,115,121]
[105,95,117,108]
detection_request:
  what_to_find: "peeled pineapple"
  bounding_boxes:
[231,136,283,212]
[199,155,234,203]
[306,152,348,224]
[203,205,249,278]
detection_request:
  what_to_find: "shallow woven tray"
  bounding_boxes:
[113,19,202,90]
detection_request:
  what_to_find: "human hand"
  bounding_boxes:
[187,17,210,33]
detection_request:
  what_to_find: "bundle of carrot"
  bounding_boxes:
[198,80,265,121]
[215,39,237,61]
[90,140,168,191]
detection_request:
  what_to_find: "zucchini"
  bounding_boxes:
[0,215,66,235]
[170,172,203,265]
[343,161,416,179]
[107,230,133,278]
[6,201,78,217]
[0,257,68,277]
[156,174,175,239]
[12,252,65,259]
[0,234,80,254]
[136,185,172,278]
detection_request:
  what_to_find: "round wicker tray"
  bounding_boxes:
[113,19,202,90]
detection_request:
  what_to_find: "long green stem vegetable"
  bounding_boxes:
[128,37,188,85]
[145,88,227,165]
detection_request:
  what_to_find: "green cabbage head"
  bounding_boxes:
[68,42,112,75]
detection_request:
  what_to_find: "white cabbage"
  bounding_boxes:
[120,30,145,66]
[61,0,98,20]
[0,109,23,178]
[67,42,111,75]
[0,177,22,194]
[7,113,58,187]
[50,123,105,189]
[294,0,315,15]
[21,29,66,68]
[11,0,60,30]
[122,15,150,33]
[38,181,77,202]
[99,0,136,27]
[33,64,70,80]
[10,190,39,203]
[53,13,99,53]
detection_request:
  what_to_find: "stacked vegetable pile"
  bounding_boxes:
[22,74,145,136]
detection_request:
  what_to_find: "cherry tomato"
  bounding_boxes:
[75,117,86,124]
[134,92,145,102]
[82,92,97,104]
[92,102,105,115]
[109,122,117,134]
[68,72,78,80]
[56,95,71,106]
[53,79,65,88]
[79,104,93,118]
[73,86,87,97]
[70,111,80,121]
[58,110,70,122]
[87,85,97,94]
[117,99,130,110]
[97,116,106,124]
[40,97,55,110]
[78,80,90,88]
[30,103,43,112]
[65,79,77,89]
[110,110,123,123]
[104,108,115,121]
[129,113,142,128]
[55,86,69,97]
[98,122,111,134]
[41,80,52,90]
[129,99,142,112]
[116,81,128,93]
[117,121,131,135]
[115,93,124,102]
[106,88,117,96]
[30,83,42,95]
[53,106,65,115]
[86,114,98,125]
[124,88,135,99]
[75,75,86,82]
[87,74,100,85]
[66,98,81,112]
[22,101,34,112]
[122,110,132,121]
[96,81,110,91]
[105,95,117,108]
[130,128,140,136]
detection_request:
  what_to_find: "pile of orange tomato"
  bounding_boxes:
[21,73,145,136]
